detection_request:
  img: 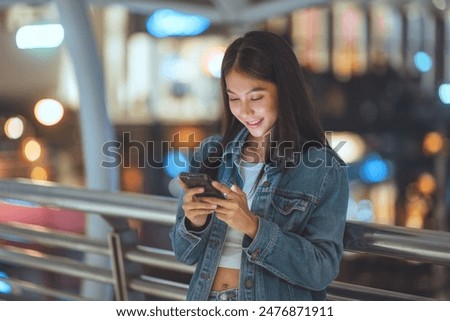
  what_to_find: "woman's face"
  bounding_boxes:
[225,70,278,142]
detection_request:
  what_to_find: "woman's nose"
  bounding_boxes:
[240,101,254,116]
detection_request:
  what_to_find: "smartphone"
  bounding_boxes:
[179,172,225,199]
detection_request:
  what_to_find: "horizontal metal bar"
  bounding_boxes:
[126,246,195,274]
[328,281,434,301]
[129,276,188,301]
[93,0,222,23]
[0,222,193,275]
[344,221,450,265]
[326,294,353,301]
[0,222,109,255]
[0,276,88,301]
[0,245,113,284]
[2,179,450,267]
[0,179,177,225]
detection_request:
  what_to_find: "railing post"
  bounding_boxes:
[55,0,129,299]
[108,229,144,300]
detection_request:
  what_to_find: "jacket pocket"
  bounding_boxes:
[271,190,317,232]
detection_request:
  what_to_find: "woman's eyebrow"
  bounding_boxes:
[226,87,266,94]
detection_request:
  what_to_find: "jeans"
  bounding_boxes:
[207,288,238,301]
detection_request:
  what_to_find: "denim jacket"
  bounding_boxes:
[170,128,349,300]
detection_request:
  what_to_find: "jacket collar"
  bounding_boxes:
[221,127,290,174]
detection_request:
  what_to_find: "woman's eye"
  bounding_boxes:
[251,96,263,101]
[229,98,239,102]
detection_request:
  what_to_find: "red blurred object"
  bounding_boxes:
[0,203,85,234]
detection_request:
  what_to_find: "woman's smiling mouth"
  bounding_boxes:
[246,118,263,127]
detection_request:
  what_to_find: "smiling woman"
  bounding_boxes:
[225,70,278,145]
[170,31,349,301]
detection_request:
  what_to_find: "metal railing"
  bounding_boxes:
[0,179,449,300]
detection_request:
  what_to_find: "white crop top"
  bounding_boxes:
[217,160,265,269]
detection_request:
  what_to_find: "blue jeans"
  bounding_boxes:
[208,288,238,301]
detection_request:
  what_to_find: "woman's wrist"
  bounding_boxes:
[245,214,259,239]
[185,214,212,232]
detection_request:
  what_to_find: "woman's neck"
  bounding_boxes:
[242,138,267,163]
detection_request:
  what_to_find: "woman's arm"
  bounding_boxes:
[169,135,223,265]
[169,191,213,265]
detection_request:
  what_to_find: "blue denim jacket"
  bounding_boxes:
[170,128,349,300]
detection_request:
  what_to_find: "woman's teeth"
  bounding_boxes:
[247,119,262,126]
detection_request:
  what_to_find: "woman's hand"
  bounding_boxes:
[179,178,217,228]
[199,181,259,239]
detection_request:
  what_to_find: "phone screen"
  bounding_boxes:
[179,172,225,199]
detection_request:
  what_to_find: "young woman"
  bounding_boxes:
[170,31,349,301]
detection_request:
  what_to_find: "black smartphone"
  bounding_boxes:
[179,172,225,199]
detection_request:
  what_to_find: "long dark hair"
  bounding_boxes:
[202,31,326,178]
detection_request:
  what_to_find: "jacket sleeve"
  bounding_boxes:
[169,135,221,265]
[169,192,213,265]
[242,163,349,291]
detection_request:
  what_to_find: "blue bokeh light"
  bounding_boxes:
[438,83,450,105]
[208,53,224,78]
[359,154,391,184]
[146,9,210,38]
[164,151,190,178]
[0,272,12,294]
[414,51,432,73]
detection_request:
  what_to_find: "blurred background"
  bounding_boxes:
[0,0,450,300]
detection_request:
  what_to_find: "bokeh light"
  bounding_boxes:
[359,153,391,184]
[4,116,24,139]
[16,24,64,49]
[413,51,432,73]
[164,151,189,178]
[146,9,210,38]
[23,138,42,162]
[356,199,374,222]
[170,127,204,148]
[34,99,64,126]
[438,83,450,104]
[417,173,436,195]
[329,131,366,163]
[122,167,144,192]
[432,0,447,11]
[423,131,444,156]
[30,166,48,181]
[201,46,225,78]
[405,196,429,228]
[0,271,12,294]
